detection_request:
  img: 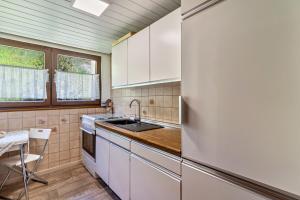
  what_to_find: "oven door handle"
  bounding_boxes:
[80,127,95,135]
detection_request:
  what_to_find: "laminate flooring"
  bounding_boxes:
[0,163,120,200]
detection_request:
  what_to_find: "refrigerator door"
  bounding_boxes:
[182,161,269,200]
[182,0,300,196]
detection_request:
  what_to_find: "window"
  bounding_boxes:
[0,39,51,108]
[52,49,101,106]
[0,39,101,109]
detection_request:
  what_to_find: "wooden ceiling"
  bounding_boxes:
[0,0,180,54]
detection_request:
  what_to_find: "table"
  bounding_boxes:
[0,131,29,200]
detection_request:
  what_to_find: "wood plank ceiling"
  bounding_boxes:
[0,0,180,54]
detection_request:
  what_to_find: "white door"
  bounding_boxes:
[128,27,150,84]
[182,0,300,196]
[150,8,181,82]
[112,40,128,87]
[182,162,269,200]
[109,143,130,200]
[95,136,109,184]
[130,154,180,200]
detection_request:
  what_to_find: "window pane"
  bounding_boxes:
[0,44,45,69]
[55,71,100,101]
[55,54,100,102]
[0,45,47,102]
[57,54,96,74]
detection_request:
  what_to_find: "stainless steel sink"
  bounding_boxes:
[105,119,137,125]
[105,119,163,132]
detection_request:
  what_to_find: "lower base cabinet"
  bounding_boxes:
[130,154,181,200]
[182,162,269,200]
[109,143,130,200]
[95,136,109,184]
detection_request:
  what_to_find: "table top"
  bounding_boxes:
[0,130,29,153]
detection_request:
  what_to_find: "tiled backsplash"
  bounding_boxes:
[0,107,105,175]
[112,83,181,124]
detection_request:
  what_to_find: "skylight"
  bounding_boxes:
[72,0,109,16]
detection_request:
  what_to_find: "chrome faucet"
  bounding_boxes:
[129,99,141,123]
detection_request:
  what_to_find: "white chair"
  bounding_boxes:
[0,128,51,199]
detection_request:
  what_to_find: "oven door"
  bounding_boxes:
[81,128,96,159]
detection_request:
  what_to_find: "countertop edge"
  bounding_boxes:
[95,121,181,157]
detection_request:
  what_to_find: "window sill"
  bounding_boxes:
[0,105,105,112]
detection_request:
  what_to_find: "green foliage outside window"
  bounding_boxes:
[57,54,96,74]
[0,44,44,69]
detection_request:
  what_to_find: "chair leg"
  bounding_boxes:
[0,170,11,192]
[31,174,48,185]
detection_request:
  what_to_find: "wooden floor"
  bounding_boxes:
[0,163,120,200]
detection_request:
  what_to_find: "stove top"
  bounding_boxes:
[82,114,122,121]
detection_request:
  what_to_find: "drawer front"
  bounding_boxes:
[96,128,111,140]
[109,132,131,150]
[131,141,181,175]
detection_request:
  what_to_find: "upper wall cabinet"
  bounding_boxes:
[111,8,181,88]
[128,27,150,84]
[112,40,128,87]
[150,8,181,82]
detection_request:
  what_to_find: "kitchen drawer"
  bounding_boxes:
[96,128,111,141]
[131,141,181,175]
[109,132,131,150]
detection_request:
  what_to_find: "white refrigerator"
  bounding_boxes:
[181,0,300,199]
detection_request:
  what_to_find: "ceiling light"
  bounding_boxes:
[73,0,109,16]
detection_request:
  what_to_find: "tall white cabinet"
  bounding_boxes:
[128,27,150,84]
[150,8,181,82]
[111,40,128,87]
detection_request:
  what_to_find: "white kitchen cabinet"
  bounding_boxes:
[131,141,181,175]
[150,8,181,82]
[95,136,110,185]
[128,27,150,84]
[112,40,128,87]
[182,161,269,200]
[109,143,130,200]
[130,154,181,200]
[181,0,207,15]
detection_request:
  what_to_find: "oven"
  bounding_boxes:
[80,114,121,177]
[81,127,95,159]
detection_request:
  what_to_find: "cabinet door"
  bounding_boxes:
[128,27,150,84]
[182,162,269,200]
[150,8,181,82]
[131,154,180,200]
[109,143,130,200]
[95,136,110,184]
[112,40,128,87]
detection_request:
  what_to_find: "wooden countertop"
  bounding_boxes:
[95,121,181,156]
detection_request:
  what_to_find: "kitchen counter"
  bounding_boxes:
[95,121,181,156]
